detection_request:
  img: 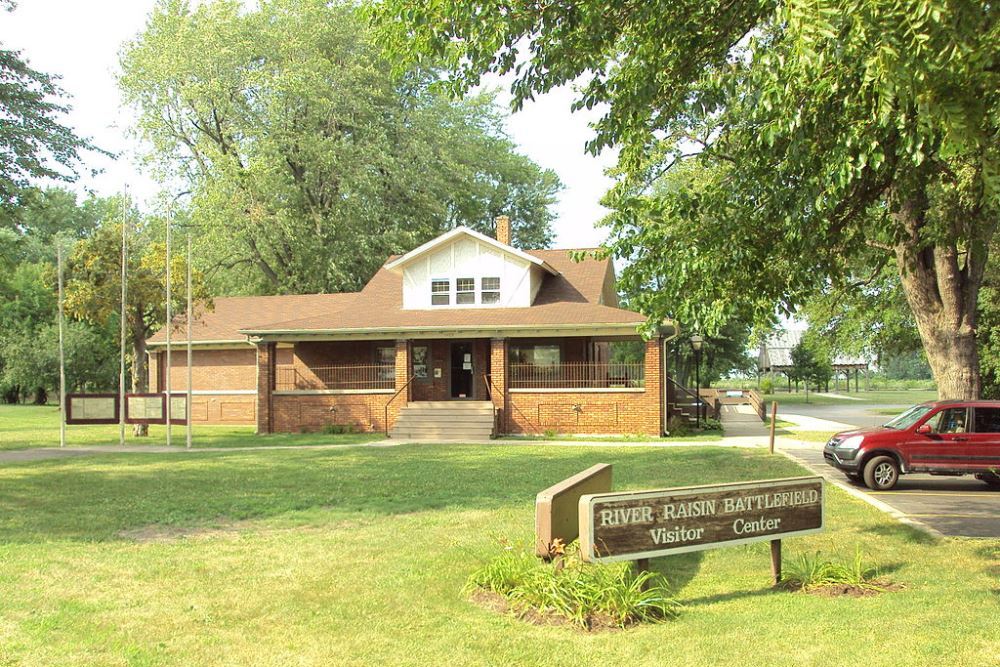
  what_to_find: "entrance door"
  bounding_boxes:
[450,342,474,399]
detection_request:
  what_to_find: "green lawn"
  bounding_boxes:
[0,404,381,451]
[0,434,997,664]
[764,390,938,406]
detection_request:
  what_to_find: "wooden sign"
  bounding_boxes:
[535,464,612,558]
[65,393,119,425]
[579,476,824,563]
[125,393,188,425]
[125,393,164,424]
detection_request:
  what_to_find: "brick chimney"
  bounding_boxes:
[495,215,511,246]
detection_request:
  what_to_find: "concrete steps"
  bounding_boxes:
[390,401,496,441]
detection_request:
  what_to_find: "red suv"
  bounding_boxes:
[824,400,1000,490]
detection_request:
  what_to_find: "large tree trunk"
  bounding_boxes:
[131,311,150,437]
[893,189,989,400]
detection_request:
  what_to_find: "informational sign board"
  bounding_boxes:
[125,393,164,424]
[579,476,824,563]
[168,394,188,424]
[125,393,189,425]
[535,464,612,558]
[65,393,119,425]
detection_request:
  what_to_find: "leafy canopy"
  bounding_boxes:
[0,3,103,207]
[121,0,562,295]
[375,0,999,333]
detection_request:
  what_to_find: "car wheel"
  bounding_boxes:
[976,472,1000,488]
[863,456,899,491]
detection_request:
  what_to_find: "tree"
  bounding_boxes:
[119,0,561,296]
[0,188,119,403]
[788,341,833,392]
[375,0,1000,399]
[64,210,210,433]
[0,4,102,208]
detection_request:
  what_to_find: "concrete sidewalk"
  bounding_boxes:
[0,433,780,464]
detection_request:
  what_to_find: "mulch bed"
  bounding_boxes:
[469,589,628,633]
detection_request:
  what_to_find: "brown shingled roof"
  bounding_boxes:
[147,293,357,345]
[241,250,644,334]
[147,248,644,343]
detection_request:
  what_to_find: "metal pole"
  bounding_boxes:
[165,212,172,447]
[186,233,192,449]
[695,349,701,428]
[119,189,128,447]
[57,242,66,448]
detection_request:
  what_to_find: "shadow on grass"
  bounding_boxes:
[650,551,704,595]
[679,585,783,607]
[860,522,939,545]
[0,445,808,544]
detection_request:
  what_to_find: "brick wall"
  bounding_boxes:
[490,338,508,431]
[273,393,393,433]
[148,348,257,426]
[506,338,663,436]
[154,348,257,391]
[256,342,276,434]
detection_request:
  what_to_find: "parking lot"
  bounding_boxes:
[784,447,1000,538]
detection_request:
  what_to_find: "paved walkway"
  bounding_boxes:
[0,434,780,464]
[718,403,770,437]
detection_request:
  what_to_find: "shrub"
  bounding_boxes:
[322,423,357,435]
[783,549,887,592]
[700,417,723,431]
[665,416,691,437]
[760,377,775,394]
[467,543,681,629]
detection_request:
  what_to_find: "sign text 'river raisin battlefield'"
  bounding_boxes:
[579,476,824,563]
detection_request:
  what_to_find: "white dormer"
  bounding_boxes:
[384,226,558,310]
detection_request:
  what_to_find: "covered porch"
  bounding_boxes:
[254,330,668,437]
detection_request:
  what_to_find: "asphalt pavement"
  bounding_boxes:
[783,446,1000,538]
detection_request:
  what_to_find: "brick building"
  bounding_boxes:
[147,219,679,437]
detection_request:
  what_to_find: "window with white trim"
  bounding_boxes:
[456,277,475,304]
[481,276,500,304]
[431,279,450,305]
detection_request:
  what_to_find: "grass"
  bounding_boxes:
[763,390,938,406]
[0,404,382,451]
[0,410,997,665]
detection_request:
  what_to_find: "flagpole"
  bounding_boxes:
[165,211,172,447]
[119,188,128,447]
[57,241,66,448]
[186,233,193,449]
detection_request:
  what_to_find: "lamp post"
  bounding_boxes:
[690,334,704,428]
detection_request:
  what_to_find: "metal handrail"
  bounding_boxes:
[665,375,713,421]
[483,373,502,436]
[485,372,544,435]
[384,374,416,437]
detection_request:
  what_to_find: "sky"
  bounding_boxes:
[0,0,618,248]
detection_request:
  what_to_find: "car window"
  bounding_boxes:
[927,407,969,434]
[884,405,933,429]
[973,407,1000,433]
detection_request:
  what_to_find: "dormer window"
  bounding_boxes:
[431,279,450,305]
[481,277,500,304]
[456,278,476,304]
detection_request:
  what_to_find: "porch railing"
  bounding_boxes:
[275,364,395,391]
[509,362,645,390]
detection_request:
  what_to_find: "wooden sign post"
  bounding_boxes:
[579,476,824,585]
[535,464,613,561]
[769,401,778,455]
